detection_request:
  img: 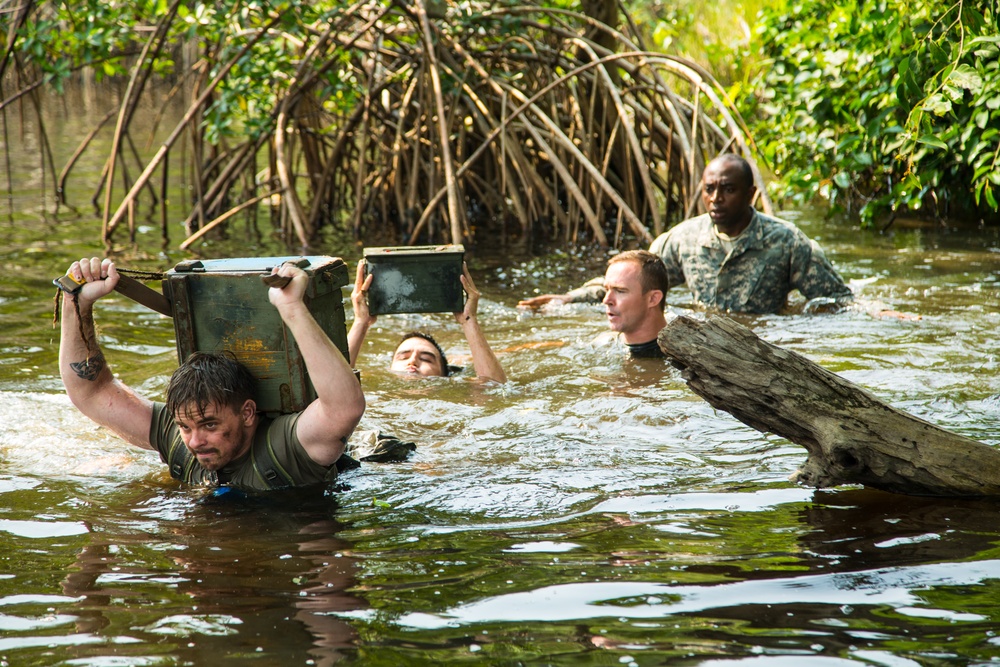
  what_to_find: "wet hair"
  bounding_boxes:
[608,250,670,311]
[395,331,449,376]
[166,351,257,419]
[712,153,755,190]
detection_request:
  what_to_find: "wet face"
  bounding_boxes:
[174,400,255,471]
[603,260,655,338]
[390,337,446,377]
[701,158,756,233]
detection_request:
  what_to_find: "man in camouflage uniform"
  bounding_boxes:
[518,154,853,315]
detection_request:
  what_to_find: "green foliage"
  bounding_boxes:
[17,2,163,89]
[742,0,1000,225]
[623,0,769,89]
[12,1,342,142]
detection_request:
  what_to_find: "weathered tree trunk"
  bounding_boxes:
[657,315,1000,497]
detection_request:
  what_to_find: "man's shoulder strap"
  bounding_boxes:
[165,433,198,483]
[163,418,295,489]
[167,415,347,490]
[250,418,296,490]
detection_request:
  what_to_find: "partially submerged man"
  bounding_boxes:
[348,261,507,383]
[594,250,669,359]
[58,257,365,490]
[518,154,853,315]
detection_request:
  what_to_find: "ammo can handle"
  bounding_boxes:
[261,274,291,288]
[53,273,86,294]
[261,258,310,288]
[54,271,173,317]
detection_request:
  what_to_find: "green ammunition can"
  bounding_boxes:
[163,256,349,415]
[363,244,464,315]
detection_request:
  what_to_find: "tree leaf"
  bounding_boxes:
[948,64,983,93]
[922,94,952,115]
[943,84,963,102]
[916,135,948,150]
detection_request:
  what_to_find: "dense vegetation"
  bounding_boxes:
[1,0,758,252]
[742,0,1000,226]
[3,0,996,253]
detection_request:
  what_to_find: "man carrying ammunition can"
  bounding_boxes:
[57,257,365,490]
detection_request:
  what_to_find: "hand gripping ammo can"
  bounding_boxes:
[163,256,349,416]
[363,244,465,315]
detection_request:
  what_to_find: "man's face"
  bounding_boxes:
[174,401,255,471]
[701,159,756,230]
[603,260,652,336]
[390,337,445,377]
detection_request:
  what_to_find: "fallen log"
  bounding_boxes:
[657,315,1000,497]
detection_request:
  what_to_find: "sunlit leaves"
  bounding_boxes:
[743,0,1000,225]
[949,64,983,93]
[9,1,313,141]
[922,94,952,116]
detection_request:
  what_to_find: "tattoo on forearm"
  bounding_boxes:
[72,296,99,356]
[71,351,106,381]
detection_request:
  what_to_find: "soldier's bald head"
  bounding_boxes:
[708,154,754,189]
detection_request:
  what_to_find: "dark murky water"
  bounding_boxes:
[2,86,1000,666]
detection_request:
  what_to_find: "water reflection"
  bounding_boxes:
[339,486,1000,663]
[48,489,364,665]
[800,489,1000,568]
[396,558,1000,627]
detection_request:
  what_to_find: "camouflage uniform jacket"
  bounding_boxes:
[568,210,853,314]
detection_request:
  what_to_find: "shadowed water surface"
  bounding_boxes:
[1,87,1000,665]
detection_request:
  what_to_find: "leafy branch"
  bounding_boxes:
[743,0,999,225]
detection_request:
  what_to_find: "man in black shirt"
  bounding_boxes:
[593,250,669,359]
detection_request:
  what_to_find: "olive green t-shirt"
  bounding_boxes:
[149,402,337,491]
